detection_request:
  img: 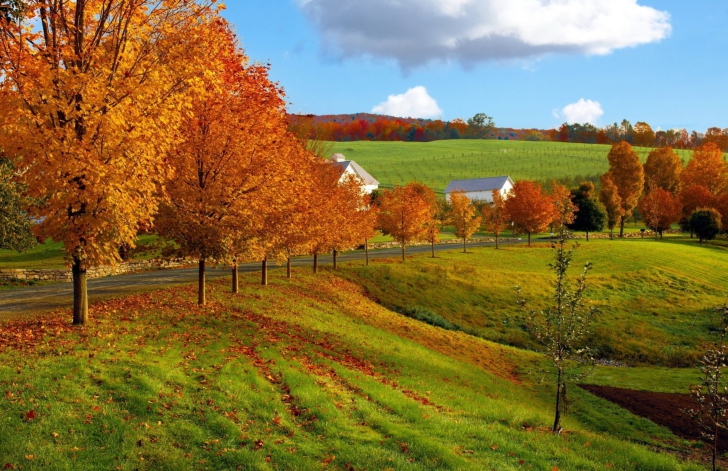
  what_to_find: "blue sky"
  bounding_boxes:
[222,1,728,132]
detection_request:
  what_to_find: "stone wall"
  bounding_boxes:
[0,258,192,283]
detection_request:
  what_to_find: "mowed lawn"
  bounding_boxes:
[330,140,697,193]
[341,236,728,367]
[0,266,705,470]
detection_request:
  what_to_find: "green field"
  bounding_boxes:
[331,140,696,193]
[0,246,711,470]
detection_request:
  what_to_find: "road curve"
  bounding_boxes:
[0,238,521,317]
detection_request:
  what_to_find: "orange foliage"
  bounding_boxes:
[378,183,432,260]
[550,182,577,230]
[643,147,683,195]
[679,185,716,222]
[481,190,510,249]
[680,142,728,195]
[605,142,644,236]
[447,191,482,252]
[505,181,553,246]
[639,188,681,235]
[598,175,624,235]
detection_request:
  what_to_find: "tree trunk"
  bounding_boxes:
[585,231,589,242]
[610,228,613,240]
[231,261,239,294]
[286,257,292,279]
[463,237,466,253]
[261,258,268,285]
[333,249,338,270]
[313,252,318,273]
[553,366,563,432]
[527,232,531,247]
[72,255,88,325]
[495,233,499,249]
[365,239,370,266]
[619,217,625,238]
[713,421,719,471]
[401,244,406,262]
[198,258,206,306]
[431,239,435,258]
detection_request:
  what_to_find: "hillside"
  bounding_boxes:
[330,140,696,193]
[0,244,715,470]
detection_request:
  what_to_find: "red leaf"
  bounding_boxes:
[25,410,36,421]
[3,464,16,470]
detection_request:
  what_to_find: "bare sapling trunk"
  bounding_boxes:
[463,237,467,253]
[495,233,499,249]
[198,258,206,306]
[333,249,338,270]
[261,257,268,285]
[231,259,239,294]
[527,232,531,247]
[365,239,370,266]
[72,254,88,325]
[553,361,563,432]
[401,243,406,262]
[313,252,318,273]
[286,256,292,279]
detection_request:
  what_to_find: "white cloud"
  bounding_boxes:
[371,86,443,119]
[297,0,671,69]
[559,99,604,125]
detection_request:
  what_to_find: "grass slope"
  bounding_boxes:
[341,237,728,367]
[330,140,696,192]
[0,269,703,470]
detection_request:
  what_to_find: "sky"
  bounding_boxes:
[222,1,728,132]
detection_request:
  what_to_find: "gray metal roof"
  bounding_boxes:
[334,160,380,186]
[444,176,513,194]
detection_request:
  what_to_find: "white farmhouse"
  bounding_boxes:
[444,176,514,203]
[331,153,380,194]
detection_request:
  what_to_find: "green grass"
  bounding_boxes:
[0,235,166,270]
[331,140,698,193]
[0,266,705,470]
[341,236,728,367]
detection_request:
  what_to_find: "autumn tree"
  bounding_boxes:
[681,143,728,195]
[423,199,447,258]
[691,209,722,244]
[715,194,728,232]
[604,142,645,237]
[638,188,681,238]
[154,27,294,302]
[482,190,510,249]
[568,182,606,241]
[448,191,481,253]
[633,122,656,147]
[505,181,553,246]
[0,0,223,324]
[598,175,623,240]
[0,157,35,252]
[679,185,716,235]
[550,182,577,234]
[643,147,683,195]
[378,183,432,261]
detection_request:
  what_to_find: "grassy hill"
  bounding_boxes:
[0,240,721,470]
[330,140,696,193]
[341,236,728,367]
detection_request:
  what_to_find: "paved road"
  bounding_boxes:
[0,239,521,317]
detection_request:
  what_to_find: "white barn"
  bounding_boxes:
[331,153,379,194]
[444,176,514,203]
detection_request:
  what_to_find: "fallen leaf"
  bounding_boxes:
[323,455,335,464]
[491,445,499,450]
[24,410,36,421]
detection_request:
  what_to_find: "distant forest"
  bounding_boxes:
[289,113,728,151]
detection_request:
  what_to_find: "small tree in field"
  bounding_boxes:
[638,187,681,239]
[482,190,510,249]
[687,304,728,471]
[516,225,599,433]
[505,180,553,246]
[448,190,481,253]
[568,182,606,241]
[424,199,447,258]
[378,183,431,262]
[691,208,722,244]
[599,175,624,240]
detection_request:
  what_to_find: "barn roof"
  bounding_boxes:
[334,160,380,186]
[444,176,513,194]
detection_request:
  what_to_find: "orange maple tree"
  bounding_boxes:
[643,147,683,195]
[505,181,553,246]
[639,188,681,238]
[604,142,645,237]
[378,183,432,261]
[679,185,716,234]
[598,175,624,240]
[681,142,728,195]
[481,190,510,249]
[155,27,293,303]
[448,190,482,253]
[0,0,222,323]
[550,182,577,233]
